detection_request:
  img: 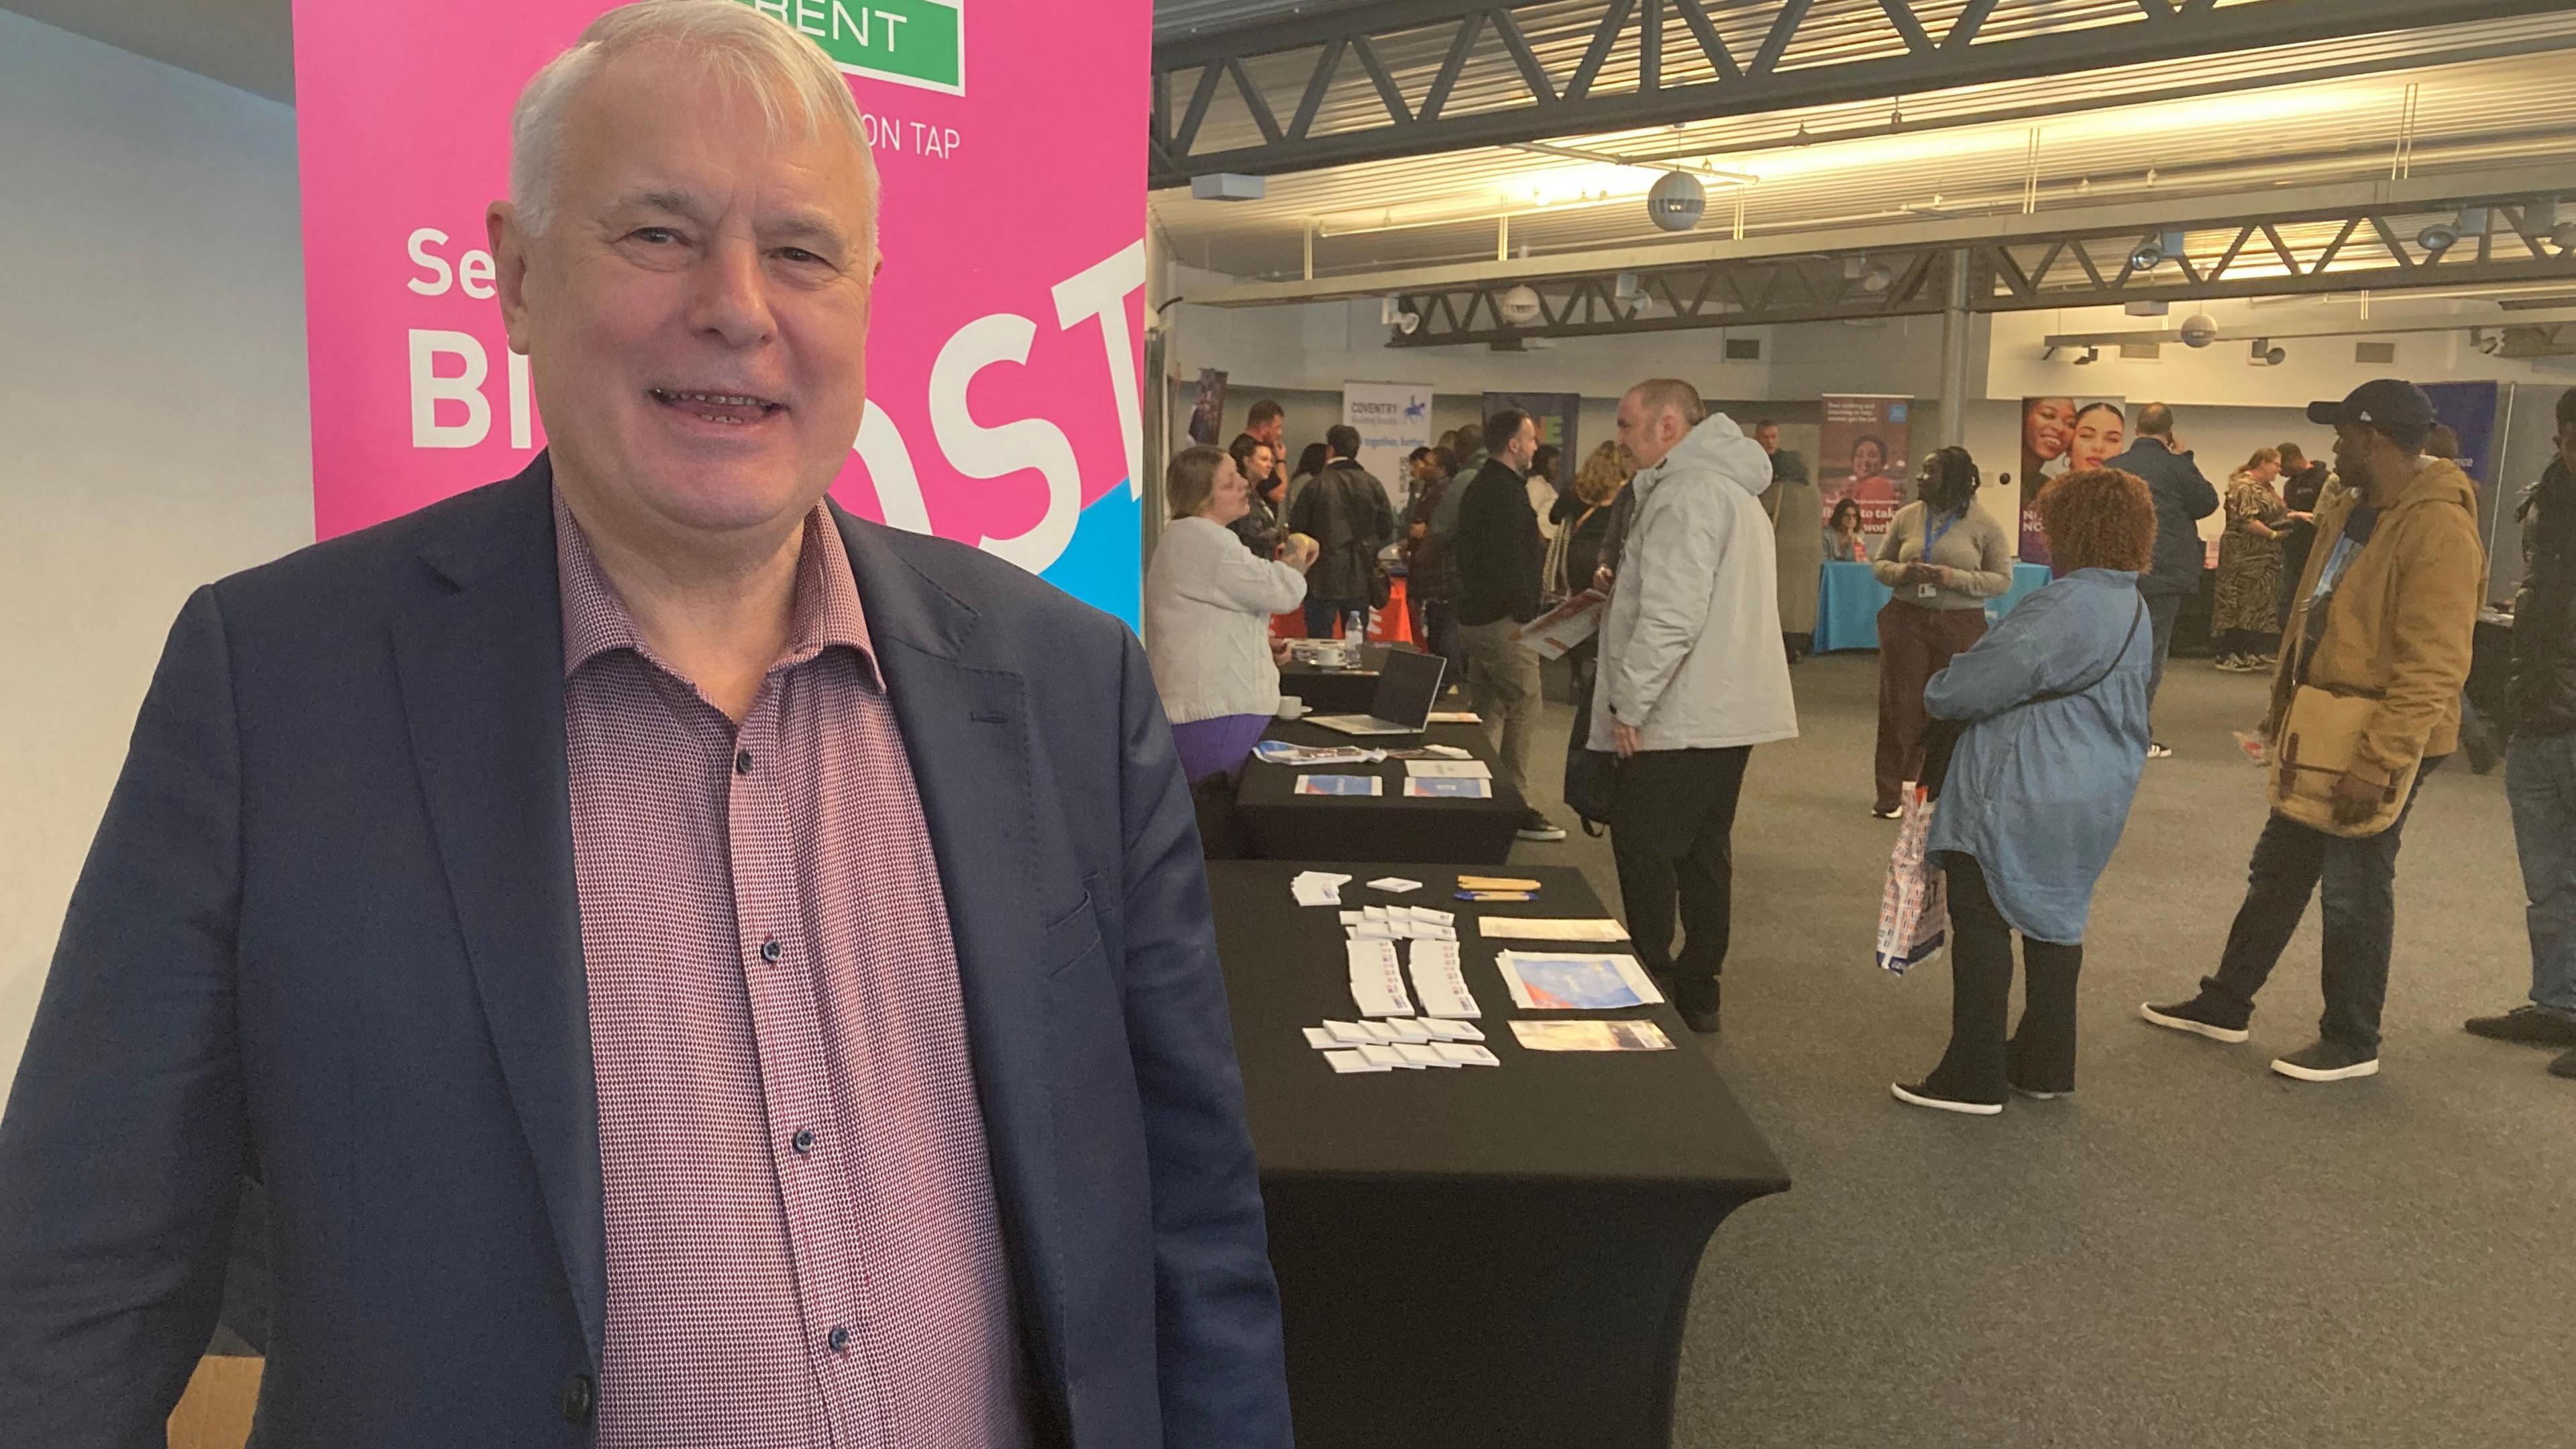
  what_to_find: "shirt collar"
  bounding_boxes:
[553,486,879,688]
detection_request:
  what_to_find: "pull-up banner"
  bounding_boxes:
[290,0,1149,623]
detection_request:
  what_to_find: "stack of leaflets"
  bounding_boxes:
[1493,951,1665,1010]
[1295,775,1383,797]
[1475,916,1631,943]
[1291,870,1352,907]
[1406,939,1480,1018]
[1508,1020,1674,1052]
[1346,941,1414,1016]
[1306,1016,1498,1072]
[1403,777,1492,799]
[1340,904,1458,942]
[1253,740,1384,767]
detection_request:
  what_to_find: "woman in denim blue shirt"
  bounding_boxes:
[1894,468,2159,1115]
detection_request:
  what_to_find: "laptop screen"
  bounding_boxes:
[1366,649,1446,730]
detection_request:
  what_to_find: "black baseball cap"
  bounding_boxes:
[2307,380,2436,451]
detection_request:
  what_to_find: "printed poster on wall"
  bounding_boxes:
[1819,394,1912,537]
[290,0,1151,624]
[2015,396,2128,565]
[1185,368,1228,446]
[1482,391,1581,490]
[1341,381,1434,507]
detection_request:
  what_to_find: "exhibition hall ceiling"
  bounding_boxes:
[1,0,294,101]
[1152,10,2576,282]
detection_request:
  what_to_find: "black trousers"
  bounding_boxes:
[2202,761,2439,1052]
[1923,855,2084,1102]
[1611,747,1750,990]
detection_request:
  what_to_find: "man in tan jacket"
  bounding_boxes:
[2143,380,2483,1083]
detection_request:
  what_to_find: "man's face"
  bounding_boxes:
[2331,421,2410,497]
[1616,396,1680,469]
[490,51,879,541]
[2558,419,2576,476]
[1254,414,1284,447]
[1501,419,1540,470]
[1754,424,1779,455]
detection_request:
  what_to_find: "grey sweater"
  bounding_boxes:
[1872,501,2012,610]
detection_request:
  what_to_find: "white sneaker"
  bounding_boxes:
[1891,1081,2002,1116]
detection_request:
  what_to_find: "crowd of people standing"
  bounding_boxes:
[1141,380,2575,1095]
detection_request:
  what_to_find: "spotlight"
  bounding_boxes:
[1499,284,1544,326]
[2248,339,2285,366]
[2417,207,2485,253]
[1845,257,1894,294]
[2072,345,2100,366]
[1380,298,1420,335]
[2128,229,2186,272]
[2180,313,2220,348]
[1612,272,1648,317]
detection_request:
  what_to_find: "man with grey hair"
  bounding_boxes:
[0,5,1290,1446]
[1596,380,1799,1032]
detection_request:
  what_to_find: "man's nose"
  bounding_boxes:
[686,239,776,348]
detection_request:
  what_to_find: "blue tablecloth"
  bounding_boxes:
[1813,561,2053,653]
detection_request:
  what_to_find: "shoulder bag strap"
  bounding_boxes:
[2033,596,2147,704]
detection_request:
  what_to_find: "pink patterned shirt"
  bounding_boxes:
[555,492,1028,1448]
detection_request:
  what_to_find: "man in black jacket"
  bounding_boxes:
[1287,423,1393,638]
[2465,386,2576,1078]
[2107,402,2220,758]
[1453,409,1565,842]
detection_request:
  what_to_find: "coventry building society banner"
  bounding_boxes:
[1340,382,1435,507]
[290,0,1152,624]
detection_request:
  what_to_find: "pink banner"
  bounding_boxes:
[290,0,1147,620]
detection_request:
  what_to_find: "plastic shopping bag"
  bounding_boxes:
[1875,788,1949,976]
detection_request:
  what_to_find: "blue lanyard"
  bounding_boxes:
[1922,508,1963,557]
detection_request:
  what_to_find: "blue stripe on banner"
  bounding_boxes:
[1038,482,1142,630]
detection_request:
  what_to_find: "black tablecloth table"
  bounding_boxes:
[1235,718,1522,864]
[1277,643,1404,716]
[1209,861,1790,1449]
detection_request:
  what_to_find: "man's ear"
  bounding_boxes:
[487,202,535,356]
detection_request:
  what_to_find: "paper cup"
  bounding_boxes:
[1276,696,1307,719]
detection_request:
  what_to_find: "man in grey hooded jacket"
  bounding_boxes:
[1594,380,1801,1032]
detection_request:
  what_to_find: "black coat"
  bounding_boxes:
[2512,460,2576,737]
[2108,439,2220,600]
[1287,460,1393,605]
[1453,460,1543,627]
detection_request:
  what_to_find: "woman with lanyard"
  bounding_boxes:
[1868,447,2012,818]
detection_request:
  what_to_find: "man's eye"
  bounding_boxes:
[631,227,682,245]
[776,247,826,265]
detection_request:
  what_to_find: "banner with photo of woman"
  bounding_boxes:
[2016,396,2127,565]
[1819,394,1912,536]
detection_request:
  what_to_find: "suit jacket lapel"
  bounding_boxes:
[831,506,1070,1413]
[390,458,606,1365]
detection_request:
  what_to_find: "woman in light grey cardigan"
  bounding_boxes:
[1868,447,2011,817]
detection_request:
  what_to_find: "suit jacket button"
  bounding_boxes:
[561,1373,596,1426]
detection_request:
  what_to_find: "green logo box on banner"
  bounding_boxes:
[740,0,965,95]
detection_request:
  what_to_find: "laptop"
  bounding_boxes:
[1309,649,1446,737]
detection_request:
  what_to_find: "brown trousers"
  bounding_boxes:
[1874,600,1989,811]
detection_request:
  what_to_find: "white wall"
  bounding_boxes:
[0,11,315,1108]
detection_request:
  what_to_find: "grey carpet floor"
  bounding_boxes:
[1497,651,2574,1448]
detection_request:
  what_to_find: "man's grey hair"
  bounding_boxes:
[509,0,880,254]
[1627,378,1706,427]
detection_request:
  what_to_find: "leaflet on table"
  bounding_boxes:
[1325,1049,1390,1073]
[1475,916,1629,943]
[1252,741,1385,767]
[1346,940,1415,1016]
[1292,870,1352,906]
[1403,759,1491,780]
[1404,777,1493,800]
[1384,745,1472,761]
[1509,590,1607,660]
[1407,940,1480,1018]
[1426,710,1483,724]
[1509,1020,1675,1052]
[1296,774,1383,797]
[1340,904,1458,941]
[1366,876,1423,893]
[1495,951,1666,1010]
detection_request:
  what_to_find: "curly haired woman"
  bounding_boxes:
[1892,468,2158,1115]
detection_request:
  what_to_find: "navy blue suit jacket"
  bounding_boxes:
[0,458,1291,1447]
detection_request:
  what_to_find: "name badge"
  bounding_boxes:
[1917,582,1939,599]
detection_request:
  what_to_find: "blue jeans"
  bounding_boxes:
[2506,731,2576,1018]
[2201,761,2438,1052]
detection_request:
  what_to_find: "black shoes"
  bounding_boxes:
[1668,975,1720,1034]
[1891,1079,2002,1116]
[2271,1038,2381,1082]
[2552,1049,2576,1081]
[1514,810,1568,843]
[2139,994,2252,1044]
[2463,1005,2576,1049]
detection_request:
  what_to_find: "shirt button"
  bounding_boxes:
[759,938,782,964]
[734,749,754,775]
[827,1326,851,1353]
[792,1128,815,1155]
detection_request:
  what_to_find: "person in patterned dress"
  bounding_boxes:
[2213,447,2307,671]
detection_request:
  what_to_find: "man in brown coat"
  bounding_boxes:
[2143,380,2482,1083]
